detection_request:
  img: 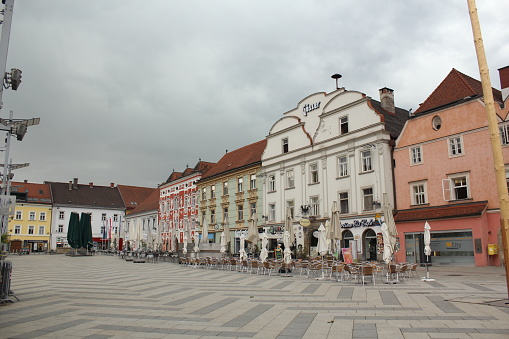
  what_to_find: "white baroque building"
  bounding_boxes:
[261,86,408,260]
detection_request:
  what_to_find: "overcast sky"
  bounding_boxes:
[1,1,508,188]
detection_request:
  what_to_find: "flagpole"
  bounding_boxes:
[467,0,509,299]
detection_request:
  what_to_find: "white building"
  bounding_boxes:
[261,86,408,260]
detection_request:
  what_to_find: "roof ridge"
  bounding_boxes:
[451,68,478,96]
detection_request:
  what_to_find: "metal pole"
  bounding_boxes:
[0,0,14,108]
[467,0,509,299]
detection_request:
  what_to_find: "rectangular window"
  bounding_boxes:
[339,192,349,214]
[29,212,36,221]
[363,188,374,211]
[113,214,118,222]
[286,169,294,188]
[15,211,22,220]
[500,124,509,145]
[250,202,256,219]
[450,175,469,200]
[210,209,215,224]
[340,116,349,134]
[238,204,244,221]
[210,185,215,199]
[223,181,229,195]
[223,208,228,224]
[410,146,423,165]
[38,226,45,235]
[237,177,243,192]
[449,136,463,157]
[309,163,319,184]
[361,150,372,172]
[39,212,46,221]
[58,224,64,233]
[101,213,107,221]
[282,137,289,153]
[338,155,348,177]
[202,187,207,200]
[250,174,256,190]
[411,182,427,205]
[14,225,20,234]
[28,226,34,234]
[59,211,64,220]
[268,175,276,192]
[286,200,294,218]
[310,196,319,216]
[268,203,276,221]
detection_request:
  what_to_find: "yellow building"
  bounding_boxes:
[7,181,52,253]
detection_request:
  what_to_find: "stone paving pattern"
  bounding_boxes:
[1,255,509,338]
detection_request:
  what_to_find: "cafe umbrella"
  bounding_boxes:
[220,231,227,255]
[259,232,268,263]
[80,212,93,252]
[67,212,81,253]
[239,233,247,261]
[330,201,342,254]
[421,221,435,281]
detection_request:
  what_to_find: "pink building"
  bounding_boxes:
[393,68,509,266]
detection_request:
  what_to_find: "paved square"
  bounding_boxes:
[1,255,509,338]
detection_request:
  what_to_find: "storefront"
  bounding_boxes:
[339,215,383,261]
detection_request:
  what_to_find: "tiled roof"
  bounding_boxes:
[117,185,157,211]
[162,161,216,185]
[128,188,160,215]
[200,139,267,181]
[8,181,52,203]
[48,181,125,209]
[414,69,503,115]
[394,201,488,222]
[368,99,409,138]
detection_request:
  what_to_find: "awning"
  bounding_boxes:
[395,201,488,222]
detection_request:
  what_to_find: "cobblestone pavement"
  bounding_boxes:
[1,254,509,338]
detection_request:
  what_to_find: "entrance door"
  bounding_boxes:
[363,229,377,261]
[10,240,22,252]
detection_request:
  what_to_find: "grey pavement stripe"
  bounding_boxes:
[353,322,377,339]
[338,286,354,300]
[71,302,180,311]
[463,283,495,291]
[8,319,92,339]
[277,312,317,338]
[222,304,274,327]
[250,298,367,304]
[426,281,445,288]
[83,335,113,339]
[163,291,210,306]
[380,290,401,305]
[190,296,238,315]
[271,281,290,290]
[148,287,188,298]
[92,324,257,337]
[79,312,212,322]
[291,306,421,311]
[336,315,496,320]
[0,308,77,328]
[301,283,320,294]
[426,295,465,313]
[248,278,268,285]
[402,327,509,334]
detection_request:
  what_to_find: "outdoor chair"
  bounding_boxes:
[332,265,345,281]
[408,263,418,278]
[399,265,408,281]
[388,264,400,281]
[263,261,276,276]
[344,265,361,283]
[229,258,238,271]
[307,263,322,278]
[250,260,262,274]
[361,265,376,285]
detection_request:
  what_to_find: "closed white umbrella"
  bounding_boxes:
[223,216,231,244]
[382,193,398,244]
[330,201,341,253]
[182,233,188,255]
[247,214,258,243]
[259,232,268,262]
[193,234,200,253]
[317,223,328,256]
[422,221,435,281]
[285,207,295,244]
[283,231,292,265]
[325,220,332,254]
[381,222,393,265]
[239,233,247,261]
[220,231,227,255]
[202,222,208,245]
[147,227,154,251]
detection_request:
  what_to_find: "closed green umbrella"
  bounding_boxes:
[80,213,93,250]
[67,212,81,249]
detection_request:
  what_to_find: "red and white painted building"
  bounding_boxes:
[159,161,214,251]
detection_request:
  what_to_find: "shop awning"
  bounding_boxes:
[394,201,488,222]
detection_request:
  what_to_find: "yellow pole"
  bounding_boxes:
[467,0,509,298]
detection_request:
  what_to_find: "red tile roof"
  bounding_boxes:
[162,161,216,185]
[414,69,503,115]
[9,181,52,203]
[129,188,160,215]
[200,139,267,180]
[117,185,157,211]
[394,201,488,222]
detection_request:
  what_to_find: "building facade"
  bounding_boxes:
[197,140,266,255]
[394,68,509,266]
[261,86,408,260]
[124,188,160,251]
[7,181,52,252]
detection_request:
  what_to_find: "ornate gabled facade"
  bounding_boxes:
[394,68,509,266]
[159,161,214,252]
[197,140,266,254]
[262,86,408,260]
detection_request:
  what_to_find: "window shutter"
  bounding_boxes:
[442,179,452,201]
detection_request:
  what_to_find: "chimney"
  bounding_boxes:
[499,66,509,101]
[68,181,72,190]
[379,87,395,114]
[89,182,93,188]
[73,178,78,189]
[23,179,28,183]
[110,182,115,188]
